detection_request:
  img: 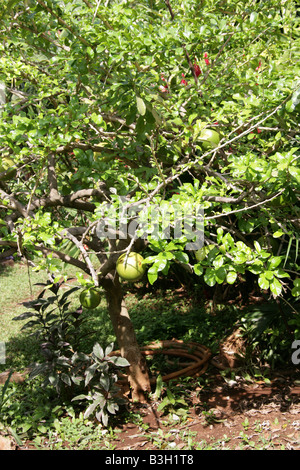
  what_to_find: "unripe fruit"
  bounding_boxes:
[116,252,146,282]
[199,129,220,150]
[80,288,101,309]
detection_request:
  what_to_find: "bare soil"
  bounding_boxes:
[111,373,300,451]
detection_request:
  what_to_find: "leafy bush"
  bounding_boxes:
[13,281,129,426]
[72,343,129,427]
[13,280,83,395]
[240,299,299,367]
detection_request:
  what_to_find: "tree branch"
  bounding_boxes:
[0,239,88,273]
[164,0,175,20]
[205,189,286,221]
[47,154,59,200]
[30,187,109,212]
[182,44,199,85]
[0,189,30,218]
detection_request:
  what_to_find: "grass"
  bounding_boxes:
[0,263,52,368]
[0,261,116,372]
[0,263,45,339]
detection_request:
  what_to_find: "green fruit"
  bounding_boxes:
[116,252,146,282]
[199,129,220,149]
[80,288,101,309]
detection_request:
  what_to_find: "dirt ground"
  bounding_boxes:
[110,372,300,451]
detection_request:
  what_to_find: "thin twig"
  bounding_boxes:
[205,189,286,221]
[93,0,101,22]
[61,229,99,286]
[164,0,175,20]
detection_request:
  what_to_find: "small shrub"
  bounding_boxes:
[72,343,129,426]
[13,281,129,426]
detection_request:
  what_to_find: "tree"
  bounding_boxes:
[0,0,299,401]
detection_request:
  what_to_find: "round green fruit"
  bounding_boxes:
[80,288,101,309]
[199,129,220,150]
[116,252,146,282]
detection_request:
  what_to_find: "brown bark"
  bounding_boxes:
[102,276,151,402]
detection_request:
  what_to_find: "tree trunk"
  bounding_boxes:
[103,276,151,402]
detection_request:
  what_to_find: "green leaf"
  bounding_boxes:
[107,401,119,415]
[93,343,104,360]
[233,251,247,265]
[136,96,146,116]
[215,267,226,284]
[204,268,216,287]
[84,401,99,419]
[72,394,88,402]
[273,230,284,238]
[61,373,72,386]
[216,227,224,243]
[8,428,23,447]
[267,256,282,270]
[286,99,296,113]
[292,286,300,297]
[289,166,300,182]
[113,356,130,367]
[254,240,261,252]
[292,279,300,297]
[258,274,269,290]
[99,375,111,391]
[194,263,203,276]
[85,363,98,386]
[270,277,282,296]
[226,270,237,285]
[264,270,274,280]
[90,113,103,125]
[273,269,290,279]
[12,311,35,321]
[174,251,189,264]
[105,343,114,356]
[154,255,168,272]
[147,265,158,285]
[213,254,224,269]
[250,12,258,23]
[37,425,48,434]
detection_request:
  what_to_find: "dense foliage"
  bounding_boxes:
[0,0,299,388]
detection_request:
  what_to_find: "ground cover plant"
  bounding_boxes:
[0,0,299,449]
